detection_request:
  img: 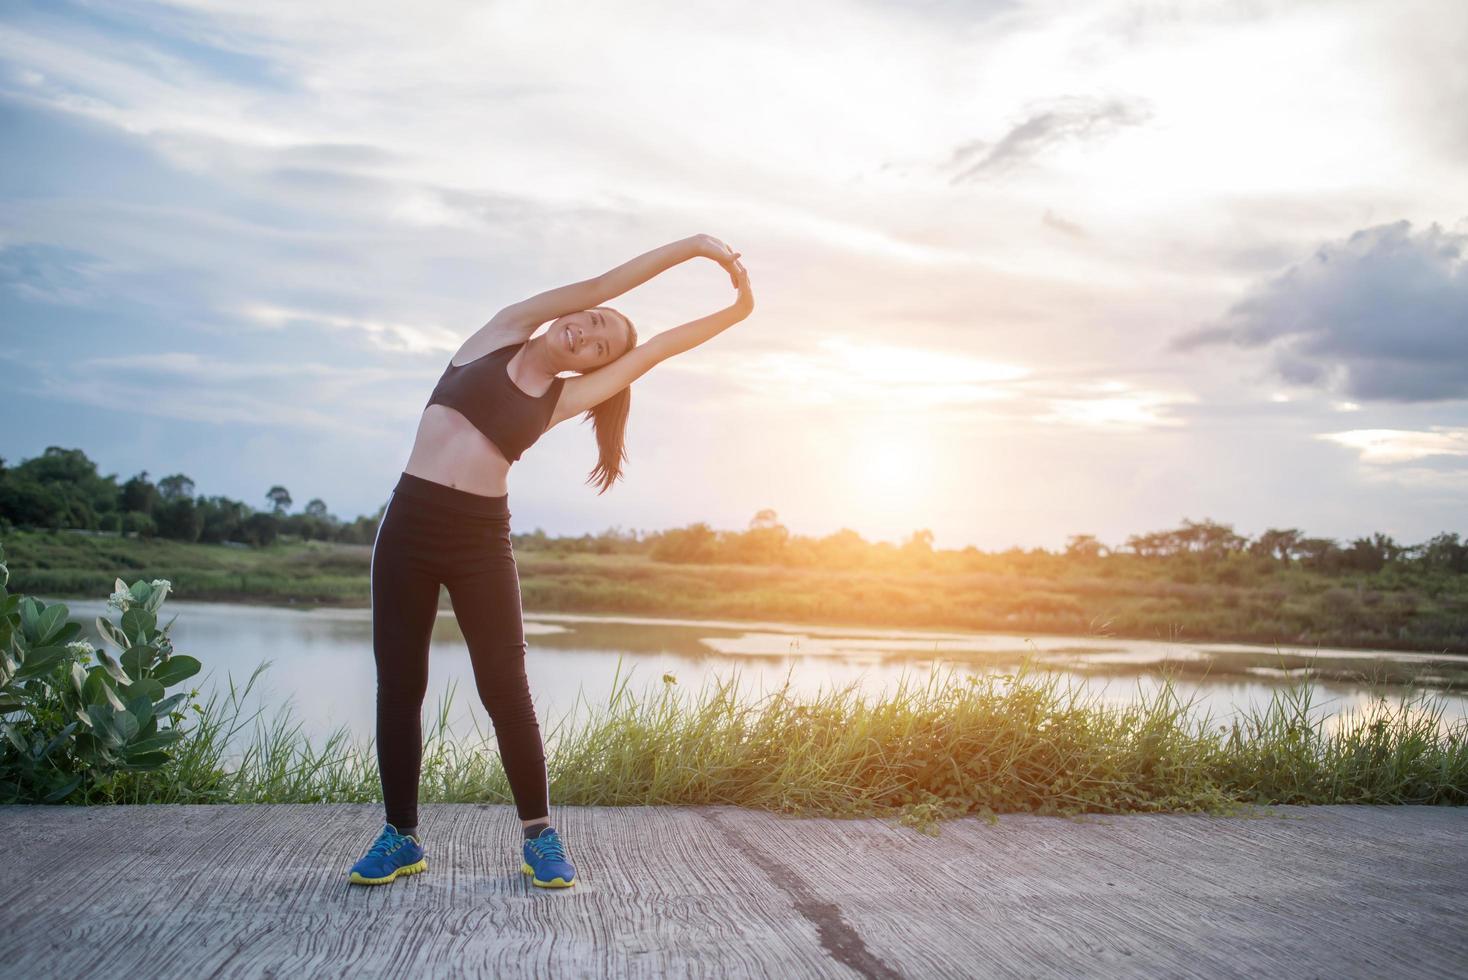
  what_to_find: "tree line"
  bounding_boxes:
[2,447,1464,577]
[0,447,379,547]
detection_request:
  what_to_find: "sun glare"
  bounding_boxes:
[836,422,941,538]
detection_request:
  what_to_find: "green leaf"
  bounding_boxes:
[95,616,129,650]
[94,648,130,685]
[125,730,183,754]
[16,645,68,681]
[122,677,165,704]
[69,660,88,699]
[1,721,29,753]
[120,645,154,680]
[18,597,40,643]
[34,603,67,646]
[121,607,156,646]
[111,709,139,742]
[125,692,155,729]
[0,694,23,712]
[101,680,127,713]
[151,692,188,718]
[144,583,171,614]
[38,721,79,760]
[86,704,120,745]
[81,668,113,706]
[151,655,201,688]
[120,751,169,770]
[41,773,84,803]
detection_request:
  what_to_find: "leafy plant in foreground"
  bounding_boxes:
[0,540,202,802]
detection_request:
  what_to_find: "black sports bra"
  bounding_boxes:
[425,342,564,463]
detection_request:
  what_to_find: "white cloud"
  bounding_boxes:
[235,304,462,355]
[1320,427,1468,464]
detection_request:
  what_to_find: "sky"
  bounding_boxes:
[2,0,1466,551]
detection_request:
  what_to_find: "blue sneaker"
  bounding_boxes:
[521,826,576,888]
[348,823,427,885]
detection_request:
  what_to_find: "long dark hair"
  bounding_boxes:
[582,308,638,495]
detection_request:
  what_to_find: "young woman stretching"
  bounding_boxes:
[348,234,753,888]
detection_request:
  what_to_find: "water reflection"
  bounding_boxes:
[43,597,1468,756]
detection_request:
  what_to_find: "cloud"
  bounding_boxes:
[235,303,463,355]
[0,241,111,306]
[35,350,425,434]
[1031,380,1195,430]
[1319,427,1468,465]
[1172,219,1468,401]
[1041,208,1087,238]
[945,95,1153,184]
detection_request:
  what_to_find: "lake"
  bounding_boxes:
[45,596,1468,759]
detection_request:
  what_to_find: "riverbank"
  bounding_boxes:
[3,801,1463,978]
[6,528,1467,654]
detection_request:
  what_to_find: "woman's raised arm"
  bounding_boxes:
[546,257,752,428]
[488,234,740,337]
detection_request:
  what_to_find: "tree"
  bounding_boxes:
[749,508,781,531]
[243,512,279,547]
[0,477,67,528]
[158,474,195,501]
[154,497,203,542]
[8,447,119,529]
[733,509,790,563]
[122,511,157,539]
[1124,531,1168,558]
[197,496,251,544]
[1065,534,1105,559]
[904,528,935,553]
[649,522,718,563]
[1250,528,1302,562]
[121,471,160,515]
[1295,537,1339,572]
[815,528,869,568]
[266,485,292,515]
[1420,533,1468,573]
[305,498,329,519]
[1343,536,1391,573]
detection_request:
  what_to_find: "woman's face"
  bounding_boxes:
[550,308,629,371]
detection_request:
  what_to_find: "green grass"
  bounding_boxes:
[86,656,1467,832]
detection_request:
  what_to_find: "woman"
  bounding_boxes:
[347,233,753,889]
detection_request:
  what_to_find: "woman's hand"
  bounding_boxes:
[687,233,743,286]
[731,256,753,318]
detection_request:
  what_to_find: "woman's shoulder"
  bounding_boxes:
[449,324,528,368]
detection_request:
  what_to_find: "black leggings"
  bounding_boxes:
[369,471,548,829]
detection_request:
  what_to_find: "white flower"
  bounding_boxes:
[150,578,172,593]
[66,640,94,657]
[105,588,132,612]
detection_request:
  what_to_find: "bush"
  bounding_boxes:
[122,511,157,539]
[0,540,202,803]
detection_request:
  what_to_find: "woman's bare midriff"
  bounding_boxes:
[402,404,515,497]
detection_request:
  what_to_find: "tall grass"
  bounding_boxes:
[94,656,1467,832]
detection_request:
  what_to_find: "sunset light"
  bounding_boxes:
[4,4,1466,971]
